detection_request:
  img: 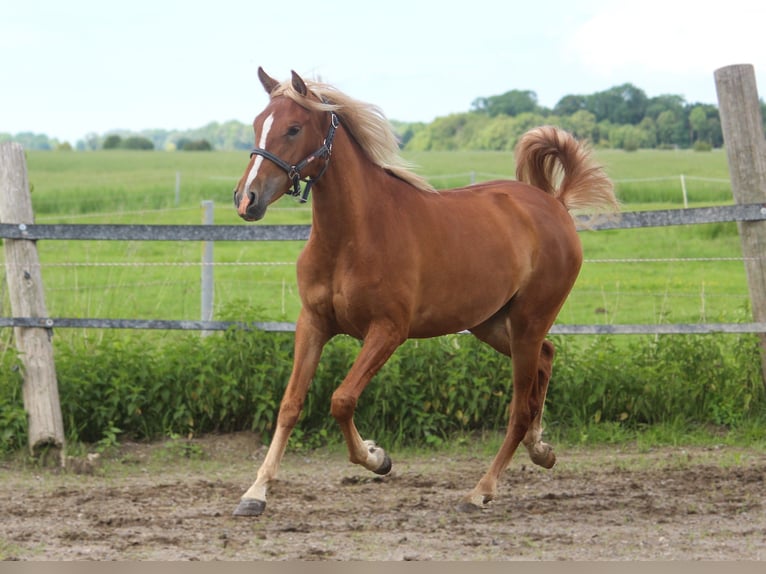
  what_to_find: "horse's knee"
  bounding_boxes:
[330,392,356,421]
[277,398,303,428]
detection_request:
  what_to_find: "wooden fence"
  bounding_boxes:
[2,64,766,458]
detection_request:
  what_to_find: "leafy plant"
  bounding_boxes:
[1,328,764,456]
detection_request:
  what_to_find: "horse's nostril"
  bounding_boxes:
[234,189,256,211]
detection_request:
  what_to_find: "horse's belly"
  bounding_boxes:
[408,279,515,338]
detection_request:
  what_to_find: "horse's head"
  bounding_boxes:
[233,68,339,221]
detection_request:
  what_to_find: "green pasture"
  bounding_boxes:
[1,148,751,335]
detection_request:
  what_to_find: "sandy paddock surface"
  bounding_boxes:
[1,432,764,561]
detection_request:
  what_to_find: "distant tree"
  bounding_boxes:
[645,94,685,120]
[121,136,154,150]
[427,114,467,150]
[687,105,723,146]
[609,124,651,151]
[553,94,588,117]
[473,115,517,150]
[562,109,597,142]
[470,112,548,151]
[472,90,539,117]
[102,134,122,149]
[8,132,52,150]
[81,133,101,151]
[587,84,648,125]
[656,110,682,147]
[181,139,213,151]
[639,117,658,147]
[595,120,614,147]
[139,129,170,151]
[392,120,426,148]
[693,104,722,147]
[416,113,487,150]
[218,120,253,150]
[688,106,707,143]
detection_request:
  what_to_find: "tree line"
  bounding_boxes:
[397,82,764,152]
[0,121,251,152]
[4,82,765,152]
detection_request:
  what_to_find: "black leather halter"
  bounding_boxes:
[248,110,340,203]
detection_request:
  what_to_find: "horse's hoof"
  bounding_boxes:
[456,501,483,513]
[233,498,266,517]
[374,453,392,475]
[529,443,557,469]
[456,491,491,512]
[538,452,556,469]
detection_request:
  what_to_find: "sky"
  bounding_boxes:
[2,0,764,144]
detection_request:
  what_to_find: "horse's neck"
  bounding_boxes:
[310,135,386,242]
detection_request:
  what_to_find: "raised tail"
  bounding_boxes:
[514,126,618,214]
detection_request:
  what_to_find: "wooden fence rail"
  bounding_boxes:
[1,203,765,242]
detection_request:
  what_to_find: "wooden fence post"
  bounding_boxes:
[201,200,214,337]
[714,64,766,389]
[0,142,65,462]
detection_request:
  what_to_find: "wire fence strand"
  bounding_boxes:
[1,256,758,269]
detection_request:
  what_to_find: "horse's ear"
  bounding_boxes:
[258,67,280,95]
[291,70,308,97]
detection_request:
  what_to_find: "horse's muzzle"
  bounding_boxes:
[234,189,267,222]
[233,188,251,209]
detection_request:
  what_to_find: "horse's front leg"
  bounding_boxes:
[331,323,403,475]
[233,315,329,517]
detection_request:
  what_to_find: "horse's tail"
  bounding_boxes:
[514,126,618,214]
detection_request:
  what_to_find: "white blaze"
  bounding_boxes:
[244,113,274,193]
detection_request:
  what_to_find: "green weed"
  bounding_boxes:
[2,326,763,455]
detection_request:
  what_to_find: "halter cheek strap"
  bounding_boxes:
[249,111,340,203]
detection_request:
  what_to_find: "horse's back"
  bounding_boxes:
[412,180,581,261]
[381,180,583,336]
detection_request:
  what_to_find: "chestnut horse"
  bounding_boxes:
[232,68,617,516]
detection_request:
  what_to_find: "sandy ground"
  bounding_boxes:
[1,432,764,560]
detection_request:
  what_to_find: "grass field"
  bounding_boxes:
[1,148,752,337]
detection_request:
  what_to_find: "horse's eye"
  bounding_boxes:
[286,126,301,137]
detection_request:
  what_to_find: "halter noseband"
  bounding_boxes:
[248,110,340,203]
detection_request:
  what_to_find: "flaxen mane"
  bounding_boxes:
[270,79,435,192]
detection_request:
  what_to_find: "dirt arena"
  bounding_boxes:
[1,432,764,560]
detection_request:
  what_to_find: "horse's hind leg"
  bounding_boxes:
[461,319,553,511]
[233,313,329,517]
[470,321,557,469]
[522,339,557,469]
